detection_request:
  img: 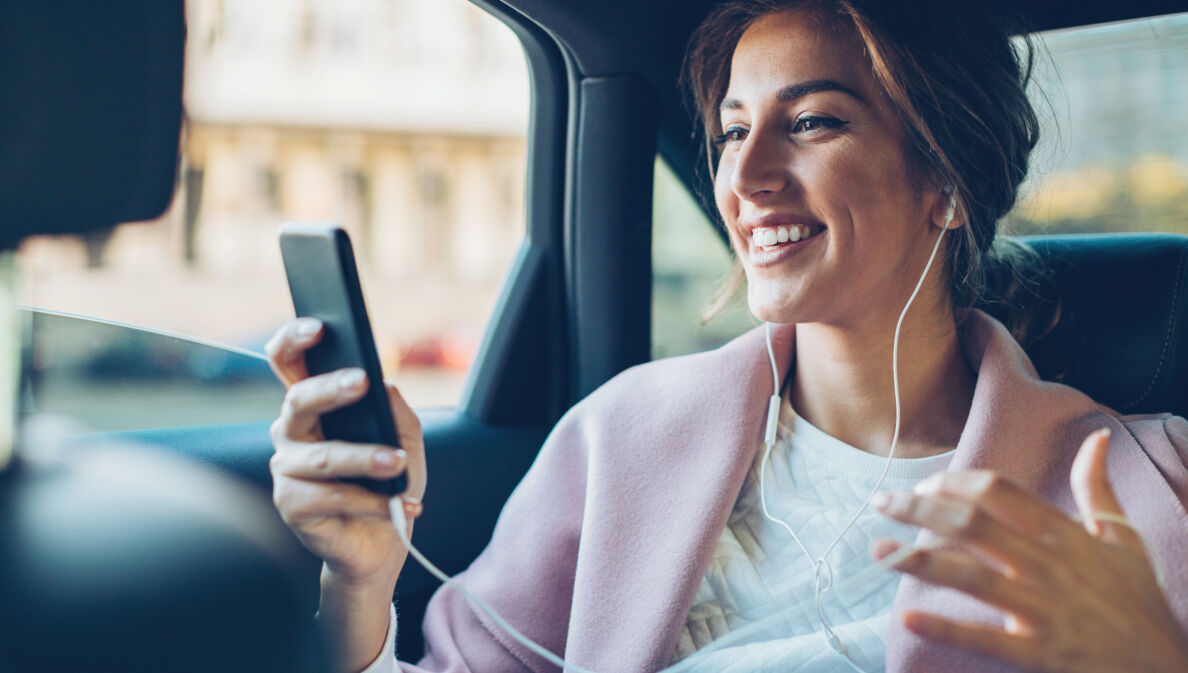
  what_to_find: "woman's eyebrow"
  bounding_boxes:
[720,79,865,111]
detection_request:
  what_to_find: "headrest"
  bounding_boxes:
[0,0,184,247]
[1002,234,1188,419]
[0,443,327,672]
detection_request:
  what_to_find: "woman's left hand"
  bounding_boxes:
[872,428,1188,672]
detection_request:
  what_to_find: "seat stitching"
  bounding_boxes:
[1123,244,1186,410]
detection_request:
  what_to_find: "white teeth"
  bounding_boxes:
[751,224,822,248]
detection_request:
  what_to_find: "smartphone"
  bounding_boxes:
[279,222,406,496]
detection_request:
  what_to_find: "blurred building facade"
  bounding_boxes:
[180,0,529,280]
[19,0,529,398]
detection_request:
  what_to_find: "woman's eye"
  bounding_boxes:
[791,115,847,134]
[712,126,748,146]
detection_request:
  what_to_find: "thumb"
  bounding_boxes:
[1070,428,1142,550]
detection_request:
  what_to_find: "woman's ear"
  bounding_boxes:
[931,186,965,230]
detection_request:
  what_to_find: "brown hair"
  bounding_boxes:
[684,0,1056,344]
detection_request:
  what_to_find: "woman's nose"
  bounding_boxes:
[730,132,787,200]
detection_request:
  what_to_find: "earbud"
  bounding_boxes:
[942,190,957,229]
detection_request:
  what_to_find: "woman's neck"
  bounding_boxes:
[788,304,975,459]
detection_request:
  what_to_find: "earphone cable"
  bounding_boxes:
[757,197,955,671]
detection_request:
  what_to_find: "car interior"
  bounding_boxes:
[0,0,1185,669]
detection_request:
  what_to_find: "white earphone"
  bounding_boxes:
[943,189,957,229]
[758,187,958,672]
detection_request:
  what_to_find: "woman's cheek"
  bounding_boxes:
[713,158,737,212]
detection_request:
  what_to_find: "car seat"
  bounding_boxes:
[996,234,1188,419]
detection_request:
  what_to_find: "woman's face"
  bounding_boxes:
[714,9,951,327]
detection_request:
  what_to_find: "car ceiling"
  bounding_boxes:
[507,0,1187,80]
[502,0,1187,157]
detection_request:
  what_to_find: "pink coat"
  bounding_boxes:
[404,310,1188,672]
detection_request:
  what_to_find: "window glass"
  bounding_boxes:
[1009,13,1188,235]
[652,157,757,359]
[26,310,283,432]
[16,0,530,409]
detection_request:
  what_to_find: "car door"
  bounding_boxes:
[17,0,576,661]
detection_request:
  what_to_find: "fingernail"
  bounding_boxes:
[1099,428,1111,439]
[339,369,366,390]
[403,497,423,519]
[295,318,321,337]
[872,492,893,511]
[914,472,944,496]
[373,449,403,468]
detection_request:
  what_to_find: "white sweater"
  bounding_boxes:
[668,400,953,672]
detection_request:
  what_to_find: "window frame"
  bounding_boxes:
[459,0,572,426]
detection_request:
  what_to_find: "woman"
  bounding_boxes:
[266,1,1188,671]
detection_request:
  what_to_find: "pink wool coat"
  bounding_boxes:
[402,310,1188,672]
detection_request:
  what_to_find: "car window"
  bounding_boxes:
[1008,12,1188,236]
[652,157,756,359]
[15,0,530,409]
[25,310,284,433]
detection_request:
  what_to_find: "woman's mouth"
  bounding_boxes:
[750,223,825,251]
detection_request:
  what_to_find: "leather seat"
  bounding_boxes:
[989,234,1188,419]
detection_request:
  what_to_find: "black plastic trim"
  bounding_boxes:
[461,0,570,426]
[566,75,659,400]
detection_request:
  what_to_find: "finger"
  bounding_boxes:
[273,477,393,524]
[871,538,947,572]
[916,470,1083,542]
[400,496,424,520]
[902,611,1038,669]
[270,440,407,481]
[871,537,903,562]
[888,546,1044,619]
[386,382,427,501]
[1071,428,1143,550]
[874,490,1050,577]
[265,318,324,387]
[275,368,369,440]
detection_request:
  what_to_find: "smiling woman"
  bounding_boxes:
[262,1,1188,672]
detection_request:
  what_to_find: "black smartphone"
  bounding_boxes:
[279,222,406,496]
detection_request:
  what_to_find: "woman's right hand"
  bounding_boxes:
[265,317,428,588]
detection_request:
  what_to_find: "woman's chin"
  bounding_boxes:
[746,289,807,325]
